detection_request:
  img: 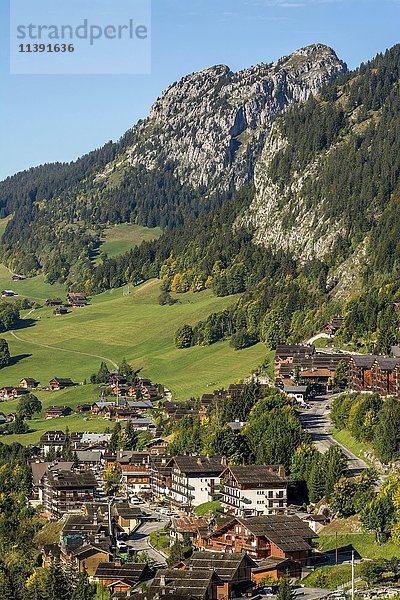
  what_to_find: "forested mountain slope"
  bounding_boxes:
[0,44,345,280]
[241,45,400,297]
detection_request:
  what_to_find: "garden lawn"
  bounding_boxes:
[193,501,222,516]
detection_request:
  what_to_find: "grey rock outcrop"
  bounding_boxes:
[99,44,346,192]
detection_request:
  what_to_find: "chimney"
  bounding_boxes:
[94,534,100,544]
[114,556,122,567]
[160,574,166,588]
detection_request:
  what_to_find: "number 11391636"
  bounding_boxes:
[18,43,75,53]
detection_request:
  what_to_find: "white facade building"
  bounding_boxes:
[220,465,288,518]
[167,456,224,510]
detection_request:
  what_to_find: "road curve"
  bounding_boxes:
[298,396,369,475]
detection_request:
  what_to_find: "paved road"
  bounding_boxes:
[298,396,368,476]
[127,510,169,565]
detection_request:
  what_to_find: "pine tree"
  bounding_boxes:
[277,576,294,600]
[71,569,96,600]
[308,457,326,503]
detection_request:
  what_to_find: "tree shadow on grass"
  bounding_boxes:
[8,353,32,366]
[13,318,37,331]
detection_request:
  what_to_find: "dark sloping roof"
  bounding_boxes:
[375,357,400,370]
[71,541,112,558]
[62,514,105,536]
[95,562,149,582]
[252,557,295,572]
[47,470,96,489]
[187,552,256,581]
[113,503,143,519]
[171,516,211,534]
[350,355,377,368]
[222,465,287,487]
[149,569,221,599]
[170,456,223,475]
[238,515,316,551]
[31,461,73,485]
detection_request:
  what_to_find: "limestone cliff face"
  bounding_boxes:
[239,122,346,262]
[99,44,346,192]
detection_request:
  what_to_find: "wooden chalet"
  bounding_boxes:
[43,470,97,518]
[196,515,317,565]
[19,377,39,389]
[44,405,73,419]
[12,274,25,281]
[170,516,212,545]
[54,307,68,316]
[76,403,92,413]
[46,298,63,307]
[92,401,116,415]
[185,552,256,599]
[148,569,222,600]
[67,292,88,307]
[275,347,350,391]
[323,315,344,336]
[94,562,152,595]
[49,377,75,390]
[0,387,14,398]
[105,451,152,492]
[11,386,30,397]
[163,400,201,420]
[350,355,400,396]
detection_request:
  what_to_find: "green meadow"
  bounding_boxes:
[0,385,109,445]
[0,279,267,404]
[97,223,162,260]
[0,264,67,301]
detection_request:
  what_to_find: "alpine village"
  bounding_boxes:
[3,39,400,600]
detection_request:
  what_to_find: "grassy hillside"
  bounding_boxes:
[0,385,108,445]
[0,279,267,401]
[0,264,67,301]
[97,224,162,260]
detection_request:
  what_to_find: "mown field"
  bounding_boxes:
[96,223,162,260]
[0,279,267,403]
[0,385,108,445]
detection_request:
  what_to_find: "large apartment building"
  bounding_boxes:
[220,465,287,518]
[167,456,224,510]
[42,469,97,518]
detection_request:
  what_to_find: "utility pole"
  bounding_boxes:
[335,531,338,565]
[351,550,355,600]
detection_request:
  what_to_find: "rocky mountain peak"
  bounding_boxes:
[103,44,346,192]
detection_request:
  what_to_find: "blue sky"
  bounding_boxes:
[1,0,399,180]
